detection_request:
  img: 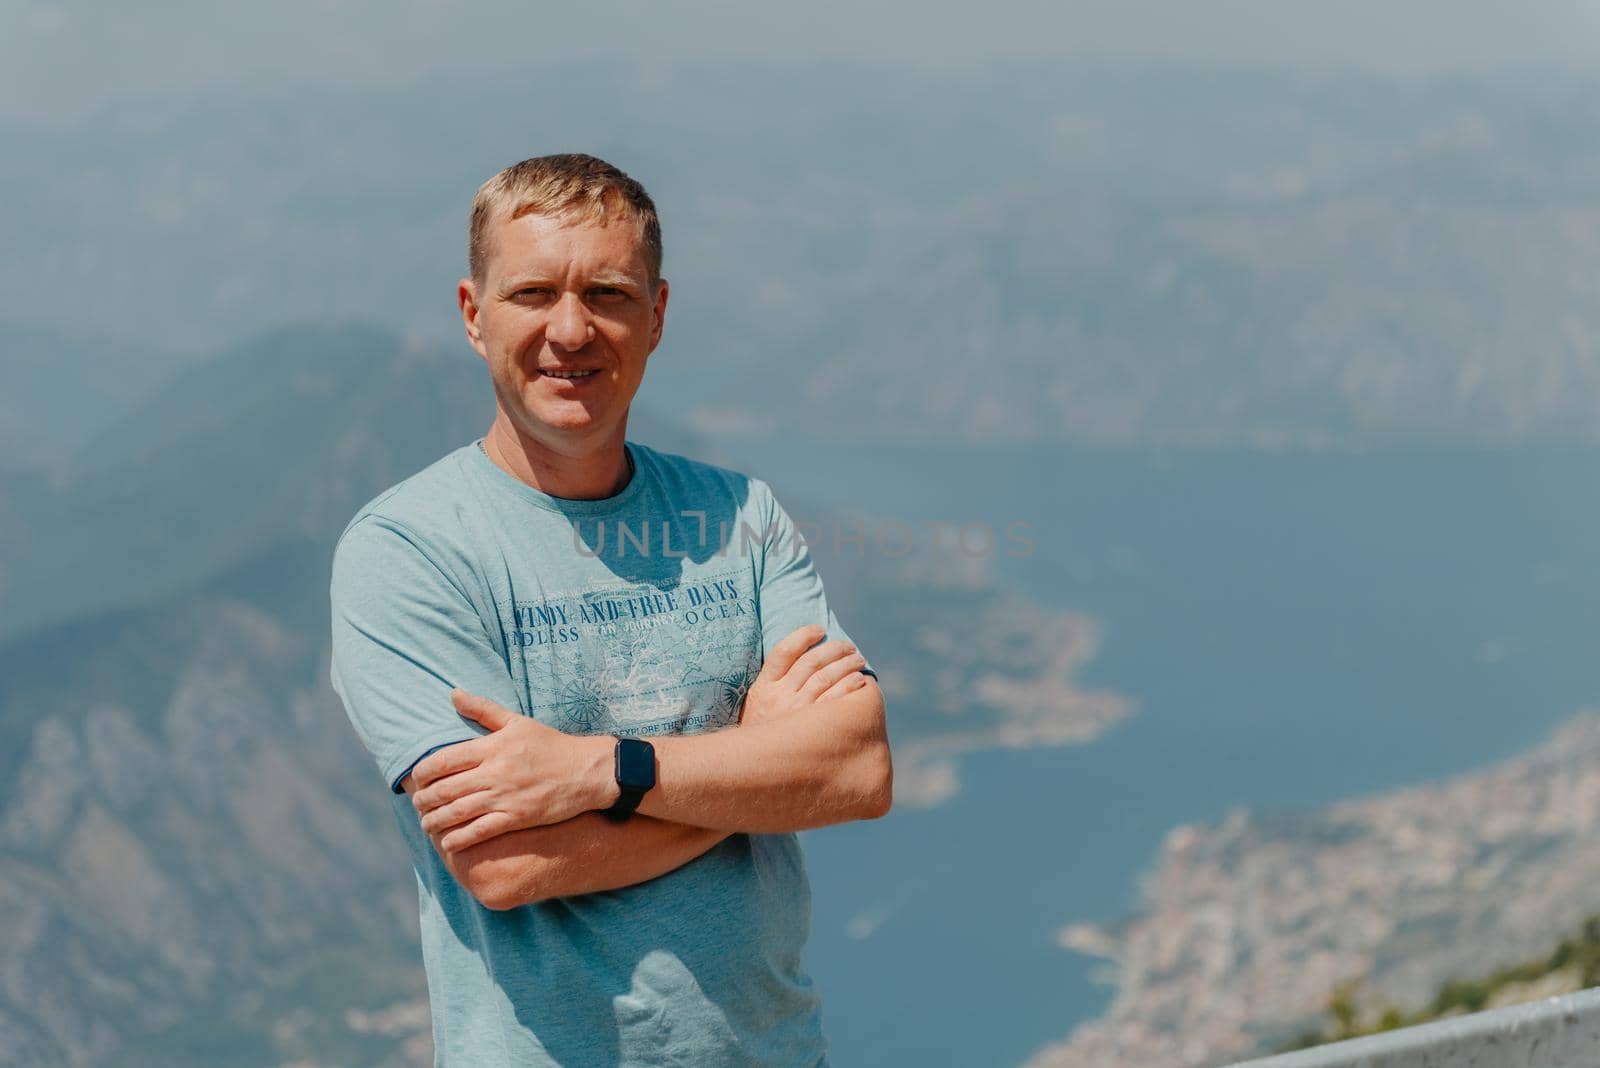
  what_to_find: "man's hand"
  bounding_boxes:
[409,690,613,852]
[404,772,733,910]
[739,623,871,728]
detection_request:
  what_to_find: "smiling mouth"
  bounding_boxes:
[539,369,600,380]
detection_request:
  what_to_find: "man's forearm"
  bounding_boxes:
[404,773,729,910]
[435,811,730,910]
[629,680,892,834]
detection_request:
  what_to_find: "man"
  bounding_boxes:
[328,153,892,1067]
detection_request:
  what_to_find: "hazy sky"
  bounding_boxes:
[7,0,1600,121]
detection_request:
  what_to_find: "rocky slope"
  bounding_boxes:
[1025,712,1600,1067]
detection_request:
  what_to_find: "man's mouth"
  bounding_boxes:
[539,369,600,380]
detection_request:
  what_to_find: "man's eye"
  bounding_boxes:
[590,287,627,300]
[515,287,552,298]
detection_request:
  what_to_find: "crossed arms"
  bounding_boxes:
[399,624,893,911]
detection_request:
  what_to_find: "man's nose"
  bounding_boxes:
[546,291,593,351]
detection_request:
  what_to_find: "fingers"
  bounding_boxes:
[411,739,485,789]
[797,652,868,701]
[452,689,519,731]
[413,768,487,813]
[783,639,857,687]
[756,624,826,683]
[815,671,869,702]
[419,788,493,835]
[439,810,517,853]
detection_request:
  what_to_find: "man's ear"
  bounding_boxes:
[459,277,489,359]
[649,277,670,350]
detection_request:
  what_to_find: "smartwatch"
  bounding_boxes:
[603,737,656,822]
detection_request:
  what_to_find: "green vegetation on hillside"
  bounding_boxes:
[1281,916,1600,1051]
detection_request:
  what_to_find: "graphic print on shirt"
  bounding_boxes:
[501,565,762,738]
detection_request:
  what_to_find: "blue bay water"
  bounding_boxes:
[725,440,1600,1068]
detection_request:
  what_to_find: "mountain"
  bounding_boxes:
[1027,711,1600,1068]
[0,324,199,477]
[0,323,1120,1064]
[0,538,428,1067]
[1284,911,1600,1050]
[5,62,1600,448]
[0,325,482,642]
[0,323,698,644]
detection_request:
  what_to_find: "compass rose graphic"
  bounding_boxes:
[551,674,615,735]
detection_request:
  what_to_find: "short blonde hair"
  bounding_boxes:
[468,153,663,285]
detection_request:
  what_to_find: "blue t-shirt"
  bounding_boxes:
[328,437,871,1067]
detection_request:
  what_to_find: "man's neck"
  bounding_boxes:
[482,422,634,501]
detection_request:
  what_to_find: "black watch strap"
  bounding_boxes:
[603,784,646,822]
[604,737,655,822]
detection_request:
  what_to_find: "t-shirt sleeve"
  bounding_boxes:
[752,480,877,680]
[329,514,522,793]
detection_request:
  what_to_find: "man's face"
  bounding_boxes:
[459,209,668,451]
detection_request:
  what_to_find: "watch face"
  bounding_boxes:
[616,738,656,791]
